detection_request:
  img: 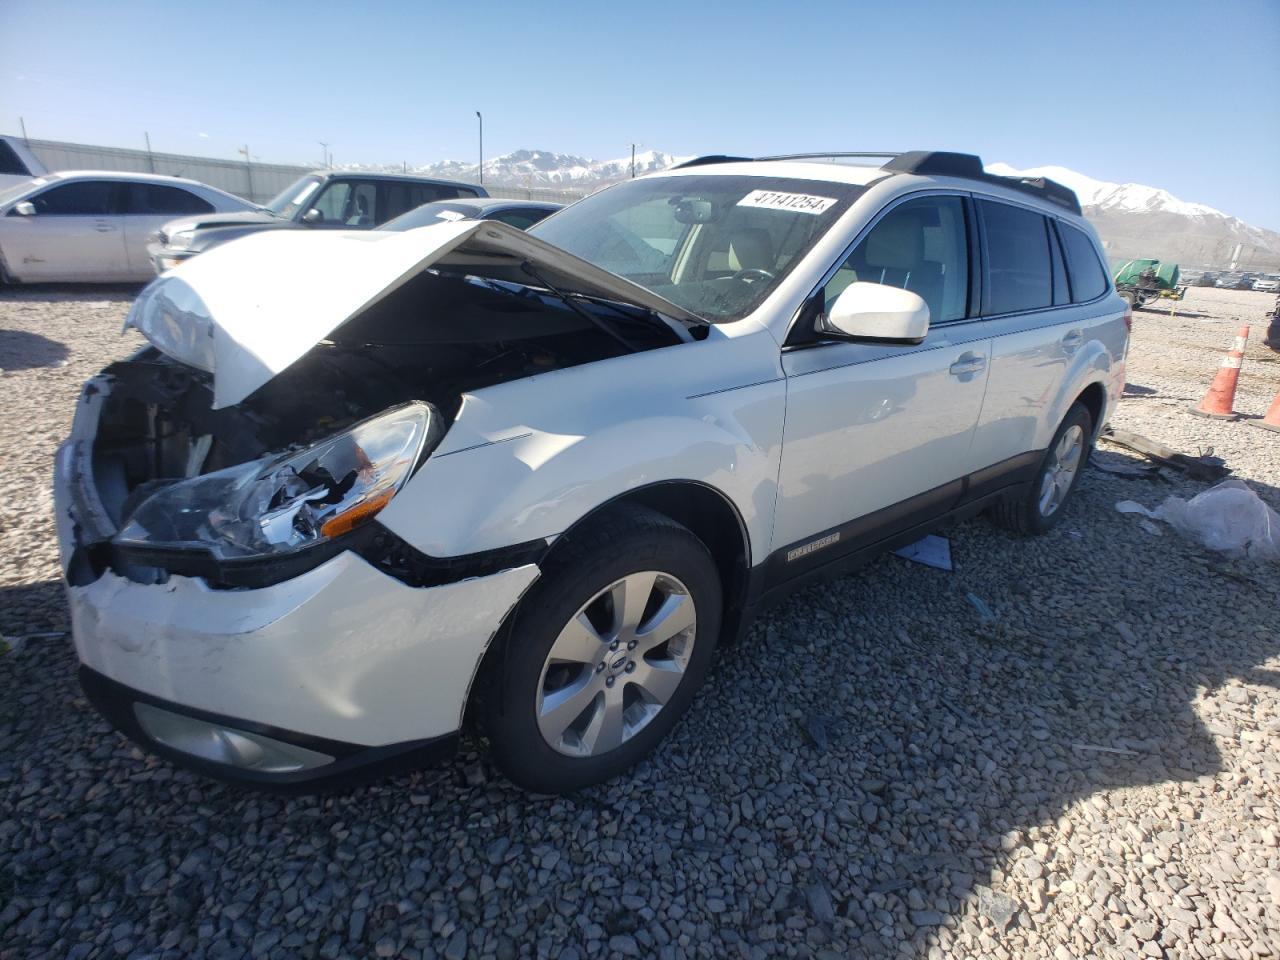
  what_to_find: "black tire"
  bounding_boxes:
[989,402,1094,535]
[481,504,722,793]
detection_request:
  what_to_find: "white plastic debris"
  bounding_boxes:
[893,534,953,570]
[1115,500,1155,517]
[1117,479,1280,561]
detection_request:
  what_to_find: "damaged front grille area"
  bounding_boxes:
[104,522,547,591]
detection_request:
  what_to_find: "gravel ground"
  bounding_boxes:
[1,284,1278,960]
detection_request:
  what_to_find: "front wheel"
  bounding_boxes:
[482,506,721,793]
[989,402,1094,535]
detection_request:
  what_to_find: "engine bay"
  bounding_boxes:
[91,273,687,530]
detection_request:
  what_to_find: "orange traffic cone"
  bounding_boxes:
[1249,390,1280,434]
[1189,325,1249,420]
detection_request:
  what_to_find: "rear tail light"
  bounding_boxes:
[1122,304,1133,333]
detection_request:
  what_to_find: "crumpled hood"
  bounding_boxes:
[126,219,703,409]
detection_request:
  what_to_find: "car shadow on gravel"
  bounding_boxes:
[2,471,1278,958]
[0,582,68,639]
[0,329,70,371]
[0,282,142,302]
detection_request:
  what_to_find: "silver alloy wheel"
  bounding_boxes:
[1038,424,1085,517]
[536,571,697,757]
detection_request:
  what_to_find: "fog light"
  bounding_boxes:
[134,702,333,773]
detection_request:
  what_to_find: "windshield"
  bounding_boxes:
[263,175,322,219]
[529,174,863,321]
[380,201,479,231]
[0,178,41,207]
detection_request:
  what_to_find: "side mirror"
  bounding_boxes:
[302,208,323,224]
[820,281,930,344]
[14,201,36,217]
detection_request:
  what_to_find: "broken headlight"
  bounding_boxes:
[115,403,432,561]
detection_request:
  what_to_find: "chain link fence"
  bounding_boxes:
[21,136,595,207]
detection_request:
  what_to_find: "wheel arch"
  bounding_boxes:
[544,480,753,647]
[464,480,754,733]
[1074,380,1107,439]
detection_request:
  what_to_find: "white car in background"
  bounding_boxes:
[56,150,1128,793]
[0,171,252,283]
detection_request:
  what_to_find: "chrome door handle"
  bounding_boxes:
[1061,330,1084,351]
[94,224,116,233]
[949,352,986,376]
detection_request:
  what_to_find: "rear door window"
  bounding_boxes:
[380,183,466,223]
[29,180,118,215]
[1058,222,1110,302]
[979,200,1053,314]
[122,183,215,215]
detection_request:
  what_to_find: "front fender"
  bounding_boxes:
[378,333,786,565]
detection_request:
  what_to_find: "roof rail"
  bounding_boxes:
[987,173,1081,214]
[881,150,1082,214]
[669,150,1082,214]
[672,155,753,169]
[756,152,903,163]
[881,151,985,178]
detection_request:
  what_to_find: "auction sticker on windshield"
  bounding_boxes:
[737,190,836,214]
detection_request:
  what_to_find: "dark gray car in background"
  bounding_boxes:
[380,197,561,232]
[148,170,487,272]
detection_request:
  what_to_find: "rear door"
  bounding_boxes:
[120,182,215,278]
[773,193,990,564]
[966,199,1115,489]
[3,180,128,281]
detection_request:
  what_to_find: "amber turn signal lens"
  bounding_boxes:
[319,488,395,539]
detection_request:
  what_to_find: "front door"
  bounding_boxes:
[6,180,128,281]
[772,194,989,565]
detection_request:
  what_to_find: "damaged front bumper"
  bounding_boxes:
[145,242,195,275]
[54,379,540,788]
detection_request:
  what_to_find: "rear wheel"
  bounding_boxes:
[989,402,1093,535]
[482,505,721,793]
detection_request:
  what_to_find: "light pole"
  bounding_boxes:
[238,144,254,201]
[318,141,330,168]
[476,111,483,185]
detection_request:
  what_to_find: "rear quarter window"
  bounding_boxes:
[125,183,215,215]
[1058,222,1110,302]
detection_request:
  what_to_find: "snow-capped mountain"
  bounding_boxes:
[988,162,1280,269]
[345,148,692,188]
[347,149,1277,269]
[986,163,1223,218]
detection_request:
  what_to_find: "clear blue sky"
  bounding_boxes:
[3,0,1278,228]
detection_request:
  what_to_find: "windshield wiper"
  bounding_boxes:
[519,261,642,353]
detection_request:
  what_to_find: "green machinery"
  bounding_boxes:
[1112,258,1187,309]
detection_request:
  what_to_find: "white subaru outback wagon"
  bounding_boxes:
[55,151,1128,793]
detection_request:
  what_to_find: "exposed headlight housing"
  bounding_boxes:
[115,403,433,562]
[169,229,196,251]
